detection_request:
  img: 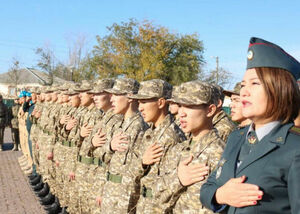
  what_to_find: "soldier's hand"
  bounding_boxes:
[47,152,54,160]
[36,143,39,150]
[110,132,129,152]
[178,155,209,186]
[96,196,102,206]
[80,123,93,138]
[55,161,60,167]
[215,175,263,207]
[142,143,163,165]
[69,172,75,181]
[92,128,106,147]
[60,115,71,124]
[35,111,41,118]
[66,118,77,130]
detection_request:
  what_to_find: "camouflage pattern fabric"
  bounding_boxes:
[213,110,236,142]
[134,114,186,214]
[100,112,148,214]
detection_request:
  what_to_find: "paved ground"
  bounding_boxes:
[0,128,45,214]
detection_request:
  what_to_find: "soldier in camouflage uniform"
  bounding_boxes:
[0,94,8,151]
[60,81,98,214]
[10,96,21,151]
[167,80,225,214]
[87,80,124,214]
[56,85,81,210]
[168,85,181,127]
[211,85,236,142]
[100,78,149,214]
[223,82,251,128]
[128,79,186,214]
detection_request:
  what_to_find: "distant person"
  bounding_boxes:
[10,96,21,151]
[224,82,252,128]
[0,94,8,151]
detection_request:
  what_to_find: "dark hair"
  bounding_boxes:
[256,67,300,124]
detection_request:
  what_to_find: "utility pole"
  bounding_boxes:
[215,56,219,84]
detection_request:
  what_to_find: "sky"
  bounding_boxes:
[1,0,300,89]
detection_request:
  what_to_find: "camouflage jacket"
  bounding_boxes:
[10,104,20,129]
[91,108,123,159]
[134,114,186,211]
[77,105,104,157]
[171,129,225,214]
[213,110,236,142]
[106,112,148,177]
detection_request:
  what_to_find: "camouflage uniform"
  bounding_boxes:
[212,110,236,142]
[10,102,21,149]
[166,80,226,213]
[211,85,236,142]
[100,78,150,214]
[88,109,123,214]
[125,79,186,214]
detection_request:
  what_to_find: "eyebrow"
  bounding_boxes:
[242,77,260,83]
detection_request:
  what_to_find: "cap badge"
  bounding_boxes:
[247,50,254,60]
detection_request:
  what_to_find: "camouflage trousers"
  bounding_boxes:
[74,161,93,214]
[61,146,79,213]
[53,142,65,199]
[30,125,40,171]
[101,174,137,214]
[88,164,108,214]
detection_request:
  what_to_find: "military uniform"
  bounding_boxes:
[10,102,20,150]
[0,96,8,150]
[213,110,236,142]
[200,37,300,214]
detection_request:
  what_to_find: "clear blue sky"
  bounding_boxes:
[1,0,300,88]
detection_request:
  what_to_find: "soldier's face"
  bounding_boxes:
[62,94,69,103]
[230,94,245,122]
[111,94,130,115]
[45,93,52,102]
[93,92,112,111]
[178,104,212,136]
[240,69,268,123]
[138,98,160,123]
[19,97,25,104]
[169,102,179,115]
[79,92,93,106]
[70,94,80,107]
[51,92,58,102]
[32,93,37,103]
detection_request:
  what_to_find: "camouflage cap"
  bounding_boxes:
[105,78,139,95]
[172,80,213,105]
[88,78,115,94]
[44,86,54,93]
[128,79,172,100]
[57,83,70,91]
[65,83,81,95]
[166,85,180,102]
[223,82,241,97]
[74,80,93,92]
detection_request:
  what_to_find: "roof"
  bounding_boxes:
[0,68,69,85]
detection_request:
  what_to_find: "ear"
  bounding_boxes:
[158,98,167,109]
[207,104,217,118]
[217,99,223,108]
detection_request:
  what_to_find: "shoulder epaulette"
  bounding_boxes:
[289,126,300,136]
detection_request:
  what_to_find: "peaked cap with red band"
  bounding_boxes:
[247,37,300,80]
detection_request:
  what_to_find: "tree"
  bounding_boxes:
[89,19,205,85]
[8,58,21,87]
[35,46,56,85]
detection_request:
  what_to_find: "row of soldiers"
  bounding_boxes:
[19,78,237,214]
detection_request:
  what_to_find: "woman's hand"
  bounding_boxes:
[215,175,263,207]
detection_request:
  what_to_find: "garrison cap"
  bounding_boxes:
[88,78,115,94]
[128,79,172,100]
[172,80,213,105]
[74,80,93,92]
[223,82,242,96]
[247,37,300,80]
[105,78,139,95]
